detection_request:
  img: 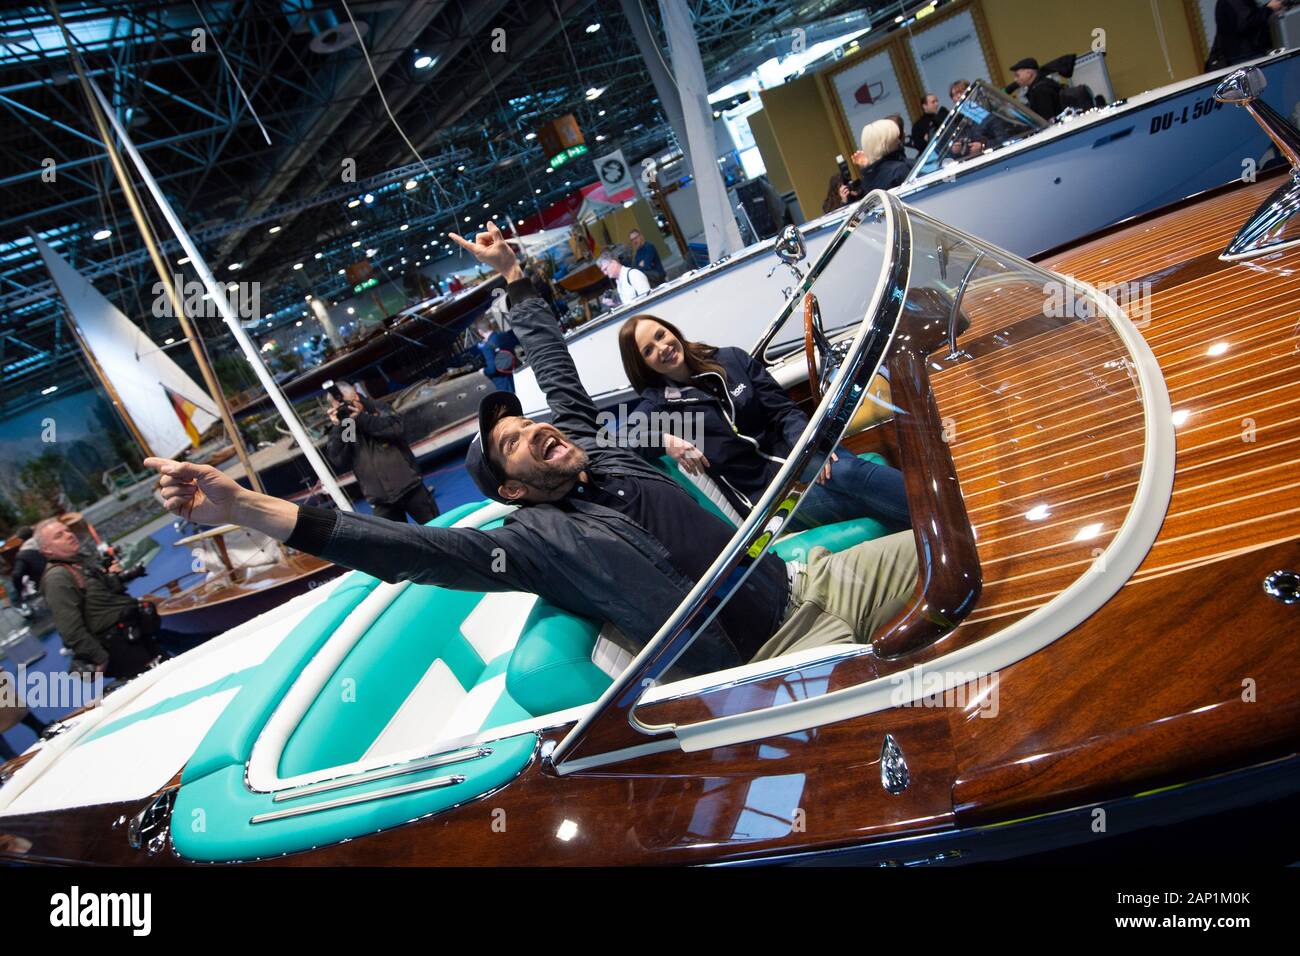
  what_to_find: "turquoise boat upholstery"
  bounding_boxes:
[170,454,897,862]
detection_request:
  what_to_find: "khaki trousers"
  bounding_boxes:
[752,531,918,661]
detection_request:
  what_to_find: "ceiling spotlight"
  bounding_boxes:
[595,134,606,141]
[177,256,191,265]
[228,262,242,271]
[598,109,606,117]
[585,87,605,100]
[347,307,355,314]
[482,202,489,208]
[293,262,304,270]
[315,252,323,259]
[413,54,435,70]
[350,219,359,227]
[305,294,312,301]
[525,131,537,140]
[366,248,377,257]
[585,23,601,33]
[296,320,303,326]
[457,164,465,172]
[405,179,418,190]
[268,225,281,234]
[347,199,360,208]
[363,193,375,204]
[41,385,58,395]
[226,282,238,291]
[352,240,361,247]
[546,167,554,174]
[400,223,409,231]
[464,215,471,221]
[92,228,111,240]
[535,188,541,194]
[338,268,345,274]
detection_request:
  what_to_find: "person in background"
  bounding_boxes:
[9,527,46,618]
[949,79,971,106]
[467,316,521,393]
[852,119,912,191]
[1212,0,1284,66]
[36,519,162,680]
[598,247,651,304]
[1008,58,1064,121]
[909,93,950,151]
[628,229,666,287]
[447,273,465,294]
[885,113,908,154]
[322,381,440,524]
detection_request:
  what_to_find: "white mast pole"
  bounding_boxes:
[87,79,353,511]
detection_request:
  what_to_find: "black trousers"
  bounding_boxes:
[372,482,440,525]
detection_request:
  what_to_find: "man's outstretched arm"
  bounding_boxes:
[143,458,528,592]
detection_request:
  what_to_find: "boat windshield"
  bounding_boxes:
[906,80,1050,183]
[552,188,1162,766]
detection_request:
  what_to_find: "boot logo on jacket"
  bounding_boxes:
[730,382,747,398]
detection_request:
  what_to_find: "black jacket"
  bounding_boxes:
[1215,0,1276,66]
[909,107,949,151]
[39,557,139,666]
[630,347,807,512]
[858,155,911,192]
[1024,75,1064,121]
[288,283,786,675]
[323,397,422,506]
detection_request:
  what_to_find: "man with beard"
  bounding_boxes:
[144,223,918,676]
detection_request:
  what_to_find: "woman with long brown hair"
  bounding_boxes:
[617,314,909,532]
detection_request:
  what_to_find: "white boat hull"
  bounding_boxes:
[515,49,1300,415]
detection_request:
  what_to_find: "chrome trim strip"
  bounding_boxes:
[271,747,492,802]
[250,774,467,824]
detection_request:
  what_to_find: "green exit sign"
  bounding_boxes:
[352,277,379,293]
[548,143,589,169]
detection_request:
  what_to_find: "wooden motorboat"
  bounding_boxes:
[230,277,505,414]
[0,67,1296,866]
[146,525,343,636]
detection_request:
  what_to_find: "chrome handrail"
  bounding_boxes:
[549,190,912,773]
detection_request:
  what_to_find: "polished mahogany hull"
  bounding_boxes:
[1,176,1297,866]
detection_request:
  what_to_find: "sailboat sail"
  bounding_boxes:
[34,236,218,457]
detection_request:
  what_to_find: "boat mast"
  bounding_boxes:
[53,21,266,494]
[50,9,352,511]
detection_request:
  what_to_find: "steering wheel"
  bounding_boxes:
[803,291,835,398]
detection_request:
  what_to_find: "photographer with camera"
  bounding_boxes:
[35,518,163,680]
[322,380,440,525]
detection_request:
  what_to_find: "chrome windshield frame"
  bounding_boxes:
[749,197,880,366]
[904,79,1050,185]
[549,190,912,773]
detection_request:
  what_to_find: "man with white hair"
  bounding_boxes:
[851,119,911,192]
[35,518,161,679]
[597,247,650,305]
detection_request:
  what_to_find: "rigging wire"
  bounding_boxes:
[190,0,273,146]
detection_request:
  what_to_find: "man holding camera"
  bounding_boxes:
[35,518,162,680]
[322,381,440,525]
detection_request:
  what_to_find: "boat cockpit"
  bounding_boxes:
[906,80,1050,184]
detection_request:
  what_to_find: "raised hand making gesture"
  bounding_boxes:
[143,457,300,541]
[448,221,523,282]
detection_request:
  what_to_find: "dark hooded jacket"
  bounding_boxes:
[629,346,808,513]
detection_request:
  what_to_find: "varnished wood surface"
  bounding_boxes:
[2,178,1298,865]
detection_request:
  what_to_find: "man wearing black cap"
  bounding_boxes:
[141,222,917,677]
[1008,57,1063,121]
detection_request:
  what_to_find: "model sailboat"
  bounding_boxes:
[34,240,342,635]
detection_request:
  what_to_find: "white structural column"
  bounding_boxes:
[619,0,692,178]
[88,80,352,511]
[656,0,745,262]
[310,299,345,348]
